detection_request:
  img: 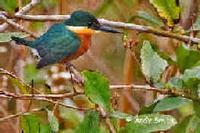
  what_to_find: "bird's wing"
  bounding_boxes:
[35,23,81,67]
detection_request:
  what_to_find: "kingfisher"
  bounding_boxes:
[11,10,121,69]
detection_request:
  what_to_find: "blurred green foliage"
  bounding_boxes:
[21,114,51,133]
[74,110,100,133]
[0,0,17,13]
[24,64,45,84]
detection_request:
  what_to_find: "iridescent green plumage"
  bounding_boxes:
[12,23,80,68]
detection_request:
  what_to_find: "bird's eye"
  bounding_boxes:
[88,21,93,27]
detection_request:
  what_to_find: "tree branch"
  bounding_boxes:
[43,98,89,111]
[0,100,88,122]
[15,0,40,15]
[0,91,88,111]
[0,108,43,122]
[0,23,8,32]
[99,106,116,133]
[0,68,31,88]
[0,90,82,99]
[12,14,200,43]
[110,84,199,101]
[0,14,38,38]
[0,67,199,104]
[0,0,40,32]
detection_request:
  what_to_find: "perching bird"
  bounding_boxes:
[11,11,121,69]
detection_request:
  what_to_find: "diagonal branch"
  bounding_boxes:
[15,0,40,15]
[99,106,116,133]
[0,108,43,122]
[0,14,38,38]
[0,23,8,32]
[0,0,40,32]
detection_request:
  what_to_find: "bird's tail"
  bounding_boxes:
[11,36,35,48]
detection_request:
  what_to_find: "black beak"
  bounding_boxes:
[98,25,122,33]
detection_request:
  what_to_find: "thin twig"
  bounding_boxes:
[15,14,70,21]
[105,117,116,133]
[12,14,200,43]
[44,98,89,111]
[0,66,199,103]
[0,68,31,88]
[110,84,199,101]
[52,100,60,114]
[0,107,17,130]
[0,83,198,106]
[0,68,49,94]
[0,90,82,99]
[0,67,87,111]
[0,14,38,38]
[0,93,89,111]
[15,0,40,15]
[0,66,199,102]
[0,0,40,32]
[99,106,116,133]
[0,23,8,32]
[0,108,43,122]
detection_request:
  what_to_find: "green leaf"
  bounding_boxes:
[75,110,100,133]
[24,64,44,83]
[59,106,82,128]
[166,67,200,95]
[0,32,29,43]
[40,124,51,133]
[10,78,28,93]
[21,114,40,133]
[182,67,200,81]
[21,114,51,133]
[156,49,176,65]
[193,16,200,31]
[141,41,168,83]
[100,126,109,133]
[137,11,164,27]
[139,101,158,115]
[167,77,183,89]
[193,101,200,118]
[149,0,180,26]
[173,115,200,133]
[46,109,59,132]
[120,114,177,133]
[110,111,133,122]
[176,44,200,72]
[153,97,192,112]
[40,0,57,9]
[173,115,192,133]
[182,67,200,90]
[0,0,17,13]
[82,70,111,111]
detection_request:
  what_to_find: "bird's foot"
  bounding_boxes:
[65,62,75,69]
[65,62,84,86]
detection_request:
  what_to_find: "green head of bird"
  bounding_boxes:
[65,10,121,33]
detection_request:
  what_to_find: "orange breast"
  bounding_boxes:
[61,34,92,63]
